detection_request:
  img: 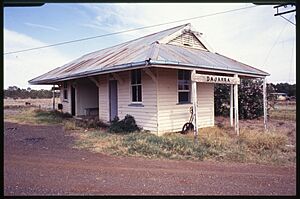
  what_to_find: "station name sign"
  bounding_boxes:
[191,74,240,85]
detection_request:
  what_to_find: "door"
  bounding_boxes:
[109,80,118,121]
[71,86,76,116]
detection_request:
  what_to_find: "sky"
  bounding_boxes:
[4,3,296,90]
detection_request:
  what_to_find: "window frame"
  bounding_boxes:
[177,69,191,104]
[63,82,68,102]
[130,69,142,104]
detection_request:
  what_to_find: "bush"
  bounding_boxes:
[109,115,141,133]
[214,79,267,119]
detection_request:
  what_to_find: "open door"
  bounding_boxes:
[71,86,76,116]
[109,80,118,121]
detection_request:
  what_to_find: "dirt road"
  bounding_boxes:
[4,122,296,195]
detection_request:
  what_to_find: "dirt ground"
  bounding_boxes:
[4,121,296,196]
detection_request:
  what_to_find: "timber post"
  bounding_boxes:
[234,74,239,135]
[52,85,55,110]
[263,77,267,130]
[230,84,234,127]
[191,70,198,144]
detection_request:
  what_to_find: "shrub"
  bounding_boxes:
[214,79,268,119]
[109,115,141,133]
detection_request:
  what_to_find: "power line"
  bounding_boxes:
[262,14,292,66]
[288,35,295,82]
[4,5,257,55]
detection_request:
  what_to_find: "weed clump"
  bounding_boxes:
[109,115,141,133]
[75,118,109,129]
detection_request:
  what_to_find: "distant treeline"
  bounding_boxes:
[269,83,296,97]
[4,86,60,99]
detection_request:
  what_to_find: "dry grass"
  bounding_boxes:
[269,109,296,121]
[269,102,296,121]
[71,125,294,165]
[4,107,70,125]
[4,98,60,110]
[4,103,296,166]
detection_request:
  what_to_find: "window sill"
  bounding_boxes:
[176,102,192,105]
[128,103,144,107]
[63,100,69,103]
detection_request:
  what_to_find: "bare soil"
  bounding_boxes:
[4,121,296,195]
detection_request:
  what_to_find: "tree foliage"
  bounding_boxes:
[268,83,296,96]
[214,79,294,120]
[4,86,59,99]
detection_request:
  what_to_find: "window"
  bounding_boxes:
[131,69,142,102]
[178,70,191,103]
[63,82,68,100]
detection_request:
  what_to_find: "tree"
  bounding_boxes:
[214,79,275,120]
[4,86,54,99]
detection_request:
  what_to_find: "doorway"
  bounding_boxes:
[109,80,118,121]
[71,86,76,116]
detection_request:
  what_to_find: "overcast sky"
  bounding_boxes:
[4,3,296,90]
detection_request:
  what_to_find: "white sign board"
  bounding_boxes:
[191,74,240,85]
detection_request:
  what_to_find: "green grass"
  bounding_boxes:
[4,107,71,125]
[73,126,294,165]
[5,107,295,165]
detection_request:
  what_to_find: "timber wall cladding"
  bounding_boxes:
[98,74,109,121]
[197,83,214,128]
[118,70,158,132]
[157,68,214,134]
[60,82,71,114]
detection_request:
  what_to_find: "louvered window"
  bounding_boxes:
[182,34,193,47]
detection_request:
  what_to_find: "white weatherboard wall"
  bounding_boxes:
[98,74,109,122]
[117,70,158,132]
[75,78,98,116]
[59,68,214,134]
[60,81,71,114]
[197,83,214,128]
[157,68,214,134]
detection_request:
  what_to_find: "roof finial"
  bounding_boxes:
[186,23,191,30]
[182,23,192,33]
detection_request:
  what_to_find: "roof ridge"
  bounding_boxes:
[81,23,190,59]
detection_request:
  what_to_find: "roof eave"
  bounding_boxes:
[28,61,148,85]
[149,60,270,78]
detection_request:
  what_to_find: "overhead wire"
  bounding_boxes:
[288,33,295,83]
[4,5,257,55]
[261,14,293,66]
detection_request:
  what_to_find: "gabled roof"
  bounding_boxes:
[29,23,269,84]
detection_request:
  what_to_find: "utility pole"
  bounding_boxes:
[274,3,296,16]
[274,3,296,26]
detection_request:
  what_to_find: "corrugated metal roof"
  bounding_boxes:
[29,23,269,84]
